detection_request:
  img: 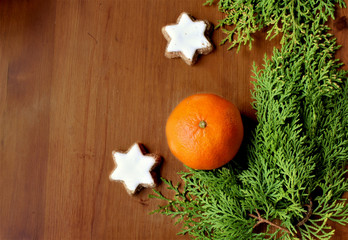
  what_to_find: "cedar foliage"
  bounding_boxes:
[151,1,348,239]
[204,0,346,50]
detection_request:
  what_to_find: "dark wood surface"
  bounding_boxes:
[0,1,347,239]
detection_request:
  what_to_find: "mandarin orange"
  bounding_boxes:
[166,94,244,170]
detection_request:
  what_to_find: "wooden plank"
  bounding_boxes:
[0,0,56,239]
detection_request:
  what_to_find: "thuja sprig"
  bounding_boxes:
[244,24,348,239]
[249,209,291,234]
[151,23,348,240]
[151,1,347,239]
[149,177,213,239]
[204,0,346,51]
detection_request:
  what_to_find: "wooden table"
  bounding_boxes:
[1,1,347,239]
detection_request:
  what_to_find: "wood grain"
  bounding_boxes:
[0,1,347,239]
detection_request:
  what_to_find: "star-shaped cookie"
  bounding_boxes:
[110,143,162,195]
[162,12,213,65]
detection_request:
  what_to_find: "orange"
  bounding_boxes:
[166,93,244,170]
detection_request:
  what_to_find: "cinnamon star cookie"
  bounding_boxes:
[110,143,162,195]
[162,12,213,65]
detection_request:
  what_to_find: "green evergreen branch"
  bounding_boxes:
[203,0,346,51]
[296,199,313,227]
[249,209,291,234]
[150,1,347,239]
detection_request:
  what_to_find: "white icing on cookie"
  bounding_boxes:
[164,13,212,61]
[110,143,159,194]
